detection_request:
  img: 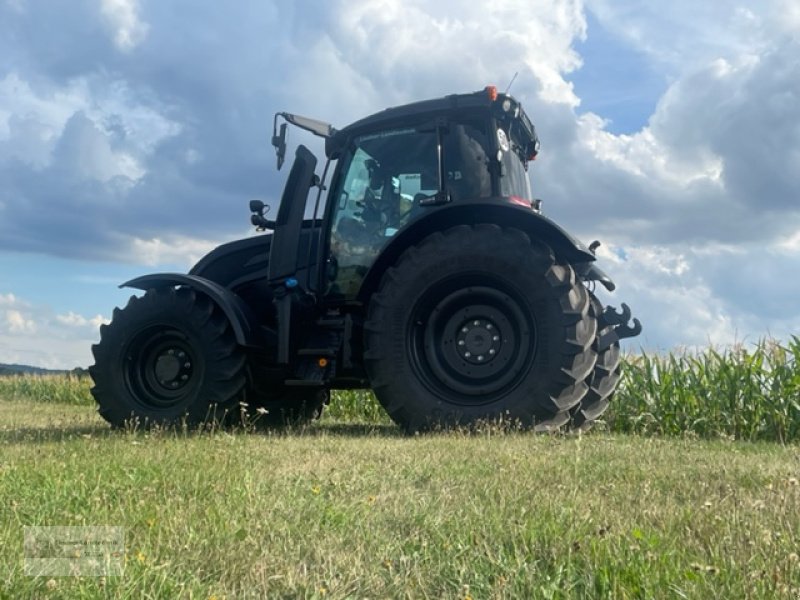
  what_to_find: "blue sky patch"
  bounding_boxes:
[568,10,667,135]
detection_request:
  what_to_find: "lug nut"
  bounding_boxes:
[465,352,472,358]
[473,320,480,326]
[477,355,484,361]
[486,324,493,330]
[462,327,469,333]
[493,335,500,341]
[489,349,496,355]
[184,362,191,368]
[458,340,465,346]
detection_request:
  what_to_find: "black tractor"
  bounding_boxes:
[90,86,641,432]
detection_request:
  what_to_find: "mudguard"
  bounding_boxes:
[122,273,264,348]
[189,235,271,289]
[357,201,599,303]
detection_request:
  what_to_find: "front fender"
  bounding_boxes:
[122,273,264,348]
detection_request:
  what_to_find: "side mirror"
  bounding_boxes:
[272,122,287,170]
[249,199,265,214]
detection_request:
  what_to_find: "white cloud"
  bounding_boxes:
[596,238,800,352]
[53,111,145,182]
[576,114,724,185]
[56,311,108,330]
[128,234,222,268]
[5,309,36,333]
[100,0,149,51]
[326,0,587,108]
[0,72,179,173]
[584,0,769,73]
[0,294,108,369]
[778,230,800,252]
[0,74,89,165]
[771,0,800,32]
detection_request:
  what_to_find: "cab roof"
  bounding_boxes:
[325,87,536,159]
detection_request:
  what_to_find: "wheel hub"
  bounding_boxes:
[457,319,502,364]
[124,327,201,410]
[413,285,535,403]
[154,348,193,389]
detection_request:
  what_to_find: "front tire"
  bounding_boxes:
[364,224,597,432]
[570,293,622,431]
[90,287,247,428]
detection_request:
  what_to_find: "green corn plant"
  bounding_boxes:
[609,337,800,442]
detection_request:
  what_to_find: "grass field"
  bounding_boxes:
[1,399,799,598]
[1,340,799,597]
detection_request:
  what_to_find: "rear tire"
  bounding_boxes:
[364,224,597,432]
[89,288,247,428]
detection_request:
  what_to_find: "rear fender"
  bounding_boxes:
[189,234,271,289]
[122,273,264,348]
[357,202,597,302]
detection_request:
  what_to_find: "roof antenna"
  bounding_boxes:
[504,71,519,94]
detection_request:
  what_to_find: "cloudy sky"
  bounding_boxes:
[1,0,798,369]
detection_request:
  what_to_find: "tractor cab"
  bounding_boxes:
[265,86,545,301]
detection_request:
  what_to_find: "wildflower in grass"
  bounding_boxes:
[311,485,321,495]
[136,550,146,564]
[46,579,57,591]
[366,495,377,504]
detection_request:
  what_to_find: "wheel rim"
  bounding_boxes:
[410,280,536,405]
[123,326,202,410]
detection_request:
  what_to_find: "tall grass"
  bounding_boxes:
[1,337,798,441]
[324,389,390,424]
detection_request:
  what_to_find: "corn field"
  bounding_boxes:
[609,337,800,443]
[1,337,798,442]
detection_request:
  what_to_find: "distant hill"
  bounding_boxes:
[0,363,88,377]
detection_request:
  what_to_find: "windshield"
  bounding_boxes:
[497,124,533,202]
[499,147,532,201]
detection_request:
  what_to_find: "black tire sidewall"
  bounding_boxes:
[92,290,244,426]
[366,227,585,429]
